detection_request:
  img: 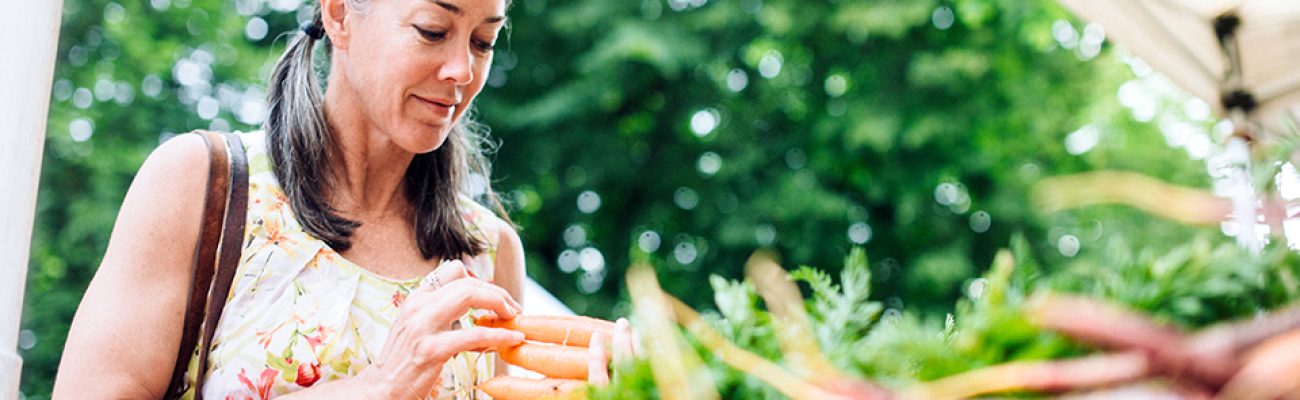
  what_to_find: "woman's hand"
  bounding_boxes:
[587,318,636,385]
[357,260,525,399]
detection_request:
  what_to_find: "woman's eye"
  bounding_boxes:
[472,39,496,53]
[414,26,446,42]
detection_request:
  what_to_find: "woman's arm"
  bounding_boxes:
[492,219,526,377]
[53,134,212,399]
[493,221,526,312]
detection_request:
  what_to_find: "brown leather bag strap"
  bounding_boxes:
[193,132,249,399]
[164,131,247,400]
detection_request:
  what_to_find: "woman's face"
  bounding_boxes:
[332,0,506,154]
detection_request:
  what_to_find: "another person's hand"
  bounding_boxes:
[359,260,524,398]
[587,318,636,385]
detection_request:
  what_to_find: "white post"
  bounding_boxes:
[0,1,64,398]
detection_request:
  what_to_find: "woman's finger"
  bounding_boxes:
[454,277,523,315]
[612,318,635,365]
[428,279,520,322]
[400,279,514,327]
[428,327,526,362]
[588,331,610,385]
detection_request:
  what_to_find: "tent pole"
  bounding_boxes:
[0,0,64,397]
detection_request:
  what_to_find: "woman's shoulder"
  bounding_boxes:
[150,130,278,192]
[135,131,260,213]
[151,130,268,174]
[458,196,517,250]
[457,196,523,287]
[140,132,221,197]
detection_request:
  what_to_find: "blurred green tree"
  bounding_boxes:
[477,0,1214,317]
[22,0,1220,397]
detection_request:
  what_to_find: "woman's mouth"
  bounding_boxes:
[415,95,456,119]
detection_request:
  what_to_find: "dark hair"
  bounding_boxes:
[263,6,507,260]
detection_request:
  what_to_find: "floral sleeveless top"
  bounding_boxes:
[180,131,500,399]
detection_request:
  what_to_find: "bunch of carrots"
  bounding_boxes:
[902,294,1300,399]
[473,314,617,400]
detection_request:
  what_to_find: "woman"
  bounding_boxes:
[53,0,627,398]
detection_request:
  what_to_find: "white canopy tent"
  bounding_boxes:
[1057,0,1300,251]
[1057,0,1300,140]
[1,1,64,399]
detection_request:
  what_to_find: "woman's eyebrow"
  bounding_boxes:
[431,0,506,24]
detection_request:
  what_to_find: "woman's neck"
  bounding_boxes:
[322,73,414,220]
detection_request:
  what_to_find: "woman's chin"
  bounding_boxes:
[398,127,451,154]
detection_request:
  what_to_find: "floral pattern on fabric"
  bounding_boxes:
[179,130,501,399]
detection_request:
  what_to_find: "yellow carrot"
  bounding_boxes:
[498,342,590,380]
[667,295,850,400]
[475,315,615,348]
[745,251,843,379]
[898,351,1149,400]
[1030,171,1231,226]
[478,376,586,400]
[626,265,721,400]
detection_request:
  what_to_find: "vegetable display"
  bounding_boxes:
[589,233,1300,399]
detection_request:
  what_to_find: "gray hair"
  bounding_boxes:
[264,6,507,260]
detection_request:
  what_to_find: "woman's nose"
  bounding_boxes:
[437,42,474,85]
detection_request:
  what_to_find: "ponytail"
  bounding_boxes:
[265,9,359,251]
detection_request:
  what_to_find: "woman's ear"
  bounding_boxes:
[320,0,351,50]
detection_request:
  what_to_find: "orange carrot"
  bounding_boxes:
[475,315,615,348]
[478,376,587,400]
[498,342,591,380]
